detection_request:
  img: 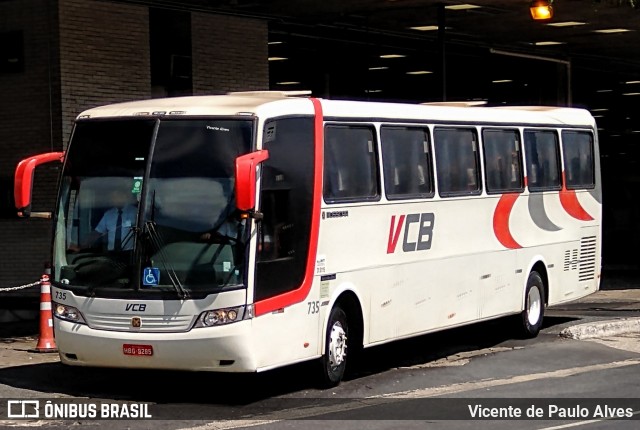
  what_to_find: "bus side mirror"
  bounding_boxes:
[235,150,269,212]
[15,152,64,218]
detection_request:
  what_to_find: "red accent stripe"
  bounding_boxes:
[493,193,522,249]
[254,98,324,316]
[559,172,593,221]
[386,215,405,254]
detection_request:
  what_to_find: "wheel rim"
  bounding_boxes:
[527,286,542,326]
[328,321,347,368]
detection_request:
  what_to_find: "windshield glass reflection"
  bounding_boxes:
[54,118,252,297]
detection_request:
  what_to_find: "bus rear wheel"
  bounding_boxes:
[519,271,545,338]
[319,306,348,388]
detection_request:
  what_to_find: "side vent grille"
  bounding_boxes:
[564,249,578,271]
[578,236,597,281]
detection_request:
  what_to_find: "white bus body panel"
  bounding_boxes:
[251,300,323,371]
[316,192,600,346]
[52,287,258,371]
[55,319,255,372]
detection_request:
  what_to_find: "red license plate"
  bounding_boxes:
[123,344,153,356]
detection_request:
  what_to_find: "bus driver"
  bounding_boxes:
[70,188,137,252]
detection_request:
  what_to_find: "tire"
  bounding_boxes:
[319,306,349,388]
[519,271,545,338]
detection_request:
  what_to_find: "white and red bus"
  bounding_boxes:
[15,92,601,386]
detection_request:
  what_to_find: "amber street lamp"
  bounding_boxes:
[530,0,554,21]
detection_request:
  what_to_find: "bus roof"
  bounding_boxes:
[77,91,596,128]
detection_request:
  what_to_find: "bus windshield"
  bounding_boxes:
[54,118,253,298]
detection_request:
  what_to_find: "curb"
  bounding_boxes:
[559,317,640,340]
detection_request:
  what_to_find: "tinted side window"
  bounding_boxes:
[524,129,561,191]
[482,128,524,194]
[255,117,314,301]
[434,128,481,196]
[323,125,379,202]
[562,130,595,189]
[381,126,434,200]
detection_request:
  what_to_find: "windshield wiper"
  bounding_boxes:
[143,220,189,299]
[121,227,135,251]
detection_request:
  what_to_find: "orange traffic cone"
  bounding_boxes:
[32,272,58,353]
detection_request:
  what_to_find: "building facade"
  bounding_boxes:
[0,0,268,292]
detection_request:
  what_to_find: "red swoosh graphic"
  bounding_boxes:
[560,172,593,221]
[493,193,522,249]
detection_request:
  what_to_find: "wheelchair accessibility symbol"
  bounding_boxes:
[143,267,160,286]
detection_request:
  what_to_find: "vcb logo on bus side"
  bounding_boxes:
[387,212,435,254]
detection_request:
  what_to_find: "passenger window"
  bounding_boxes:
[524,129,561,191]
[434,128,481,197]
[561,131,595,189]
[482,129,524,194]
[381,126,434,200]
[323,125,380,202]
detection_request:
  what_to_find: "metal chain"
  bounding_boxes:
[0,280,41,292]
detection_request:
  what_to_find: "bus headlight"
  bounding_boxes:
[195,305,253,328]
[53,302,87,324]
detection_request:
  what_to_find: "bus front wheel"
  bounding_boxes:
[320,306,349,387]
[519,271,545,338]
